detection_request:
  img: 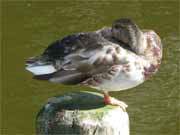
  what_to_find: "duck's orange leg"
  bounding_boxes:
[103,91,128,111]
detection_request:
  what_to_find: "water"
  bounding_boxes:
[1,1,179,135]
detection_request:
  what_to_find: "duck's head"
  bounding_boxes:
[112,18,145,54]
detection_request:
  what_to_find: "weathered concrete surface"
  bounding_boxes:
[36,92,129,135]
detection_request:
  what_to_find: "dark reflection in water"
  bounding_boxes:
[2,1,179,135]
[45,92,105,110]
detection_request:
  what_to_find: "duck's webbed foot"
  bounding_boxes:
[103,92,128,111]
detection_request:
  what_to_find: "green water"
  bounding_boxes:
[1,1,179,135]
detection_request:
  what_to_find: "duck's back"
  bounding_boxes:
[42,32,106,61]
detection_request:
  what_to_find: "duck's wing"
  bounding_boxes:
[26,32,105,75]
[42,32,106,61]
[26,32,124,84]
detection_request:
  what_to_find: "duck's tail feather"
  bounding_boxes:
[25,56,57,75]
[25,56,41,65]
[33,73,54,80]
[26,64,57,75]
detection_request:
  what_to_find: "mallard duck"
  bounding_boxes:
[26,18,162,111]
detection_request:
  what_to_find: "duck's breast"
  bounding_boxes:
[96,56,148,91]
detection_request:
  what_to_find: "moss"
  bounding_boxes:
[75,105,118,121]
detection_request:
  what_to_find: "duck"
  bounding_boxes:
[26,18,162,111]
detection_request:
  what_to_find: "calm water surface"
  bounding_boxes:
[1,1,179,135]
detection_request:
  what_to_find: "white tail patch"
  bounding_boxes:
[26,65,57,75]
